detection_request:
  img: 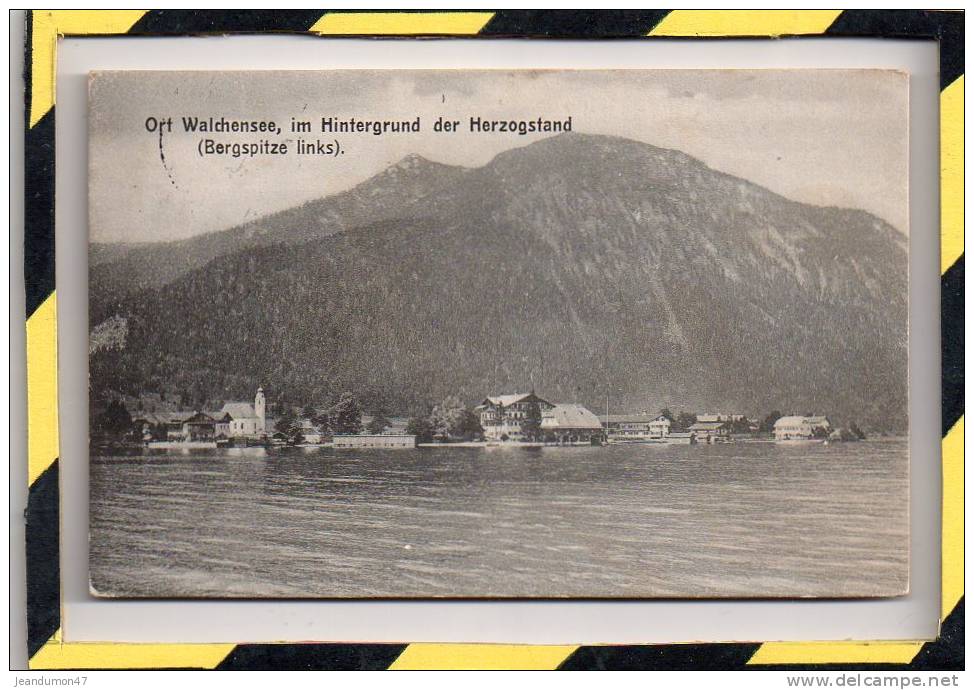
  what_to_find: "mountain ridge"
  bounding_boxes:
[91,133,904,261]
[89,152,469,296]
[90,133,908,431]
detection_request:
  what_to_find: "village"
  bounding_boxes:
[92,387,859,451]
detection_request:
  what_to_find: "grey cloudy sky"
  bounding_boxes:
[89,69,908,243]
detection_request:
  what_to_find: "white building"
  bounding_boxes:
[220,387,267,438]
[599,413,671,441]
[294,418,324,444]
[475,392,554,441]
[688,420,731,443]
[773,415,831,441]
[648,415,672,439]
[696,413,746,423]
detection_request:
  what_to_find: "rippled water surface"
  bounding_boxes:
[90,440,908,598]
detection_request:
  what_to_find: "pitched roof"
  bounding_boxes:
[689,421,728,431]
[773,415,831,428]
[203,410,232,421]
[541,404,602,430]
[480,392,552,408]
[132,411,187,425]
[221,402,257,419]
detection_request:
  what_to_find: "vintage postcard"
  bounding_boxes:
[88,70,909,598]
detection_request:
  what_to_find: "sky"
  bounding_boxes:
[89,69,909,243]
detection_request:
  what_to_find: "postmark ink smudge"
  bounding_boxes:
[158,128,177,187]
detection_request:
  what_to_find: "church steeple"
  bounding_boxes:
[255,386,266,433]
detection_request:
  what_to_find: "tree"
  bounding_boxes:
[311,409,331,433]
[521,401,542,441]
[331,392,362,434]
[301,403,317,419]
[729,417,751,434]
[405,416,435,443]
[275,409,296,435]
[659,408,675,422]
[429,395,465,441]
[95,400,133,438]
[674,411,697,432]
[760,410,782,433]
[495,403,505,428]
[450,408,484,441]
[367,411,391,435]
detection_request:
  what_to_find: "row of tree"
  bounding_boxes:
[92,391,374,444]
[276,392,364,436]
[405,395,485,443]
[659,409,795,433]
[657,408,758,433]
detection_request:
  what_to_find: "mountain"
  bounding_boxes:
[89,133,908,431]
[89,154,466,299]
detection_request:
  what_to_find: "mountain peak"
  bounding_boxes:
[487,131,687,171]
[393,153,433,169]
[369,154,467,185]
[527,131,665,153]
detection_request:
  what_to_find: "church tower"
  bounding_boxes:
[255,387,266,433]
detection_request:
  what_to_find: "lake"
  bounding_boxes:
[89,440,909,598]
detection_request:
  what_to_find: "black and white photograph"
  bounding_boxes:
[87,69,909,599]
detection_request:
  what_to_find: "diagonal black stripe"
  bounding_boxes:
[128,10,326,34]
[942,254,964,437]
[481,10,671,37]
[24,108,55,320]
[26,461,60,659]
[215,643,408,670]
[558,642,761,670]
[936,13,965,91]
[911,597,964,670]
[826,10,964,91]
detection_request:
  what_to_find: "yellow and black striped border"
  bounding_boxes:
[22,9,964,670]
